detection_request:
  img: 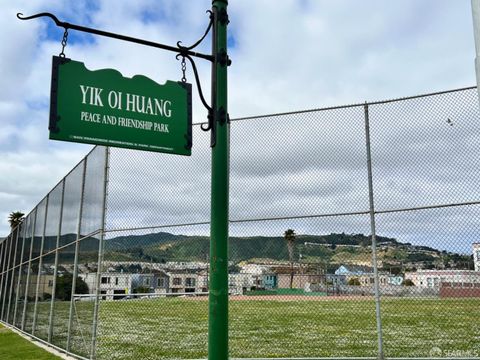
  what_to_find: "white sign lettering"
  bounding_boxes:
[79,85,173,118]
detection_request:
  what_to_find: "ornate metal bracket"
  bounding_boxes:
[175,10,214,118]
[17,10,230,147]
[17,12,216,124]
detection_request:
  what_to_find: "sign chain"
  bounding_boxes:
[59,28,69,58]
[181,56,187,83]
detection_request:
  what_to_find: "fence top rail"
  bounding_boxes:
[104,199,480,234]
[191,85,475,125]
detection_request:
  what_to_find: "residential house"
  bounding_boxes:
[239,264,271,290]
[404,270,480,288]
[335,265,373,276]
[131,270,169,294]
[356,273,403,287]
[263,274,277,289]
[228,273,254,295]
[26,274,55,300]
[334,265,402,287]
[80,272,133,300]
[277,273,325,290]
[335,265,372,285]
[166,270,202,293]
[326,274,346,286]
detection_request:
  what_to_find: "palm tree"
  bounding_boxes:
[8,211,24,230]
[284,229,296,289]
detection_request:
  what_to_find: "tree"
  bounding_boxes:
[8,212,24,251]
[8,211,24,229]
[284,229,296,289]
[55,273,89,301]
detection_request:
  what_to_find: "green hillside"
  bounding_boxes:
[100,232,474,270]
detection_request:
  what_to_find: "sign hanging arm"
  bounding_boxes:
[17,12,214,62]
[17,11,223,138]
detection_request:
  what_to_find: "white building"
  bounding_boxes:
[240,263,270,275]
[130,271,169,295]
[80,272,133,300]
[356,273,404,287]
[166,271,208,293]
[473,243,480,272]
[228,273,254,295]
[404,270,480,288]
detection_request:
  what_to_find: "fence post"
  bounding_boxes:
[90,146,110,360]
[13,224,28,326]
[32,195,49,335]
[0,235,12,320]
[6,225,21,323]
[0,241,4,309]
[2,235,14,321]
[48,179,65,343]
[66,159,87,352]
[364,103,385,360]
[22,210,37,331]
[0,237,7,317]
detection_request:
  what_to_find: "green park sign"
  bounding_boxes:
[49,56,192,155]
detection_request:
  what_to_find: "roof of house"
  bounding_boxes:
[335,265,373,275]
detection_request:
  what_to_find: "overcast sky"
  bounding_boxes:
[1,1,479,254]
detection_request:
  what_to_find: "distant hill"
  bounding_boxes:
[101,232,474,271]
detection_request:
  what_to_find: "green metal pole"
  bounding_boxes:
[209,1,229,360]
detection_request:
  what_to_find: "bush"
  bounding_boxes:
[133,286,151,294]
[348,278,361,286]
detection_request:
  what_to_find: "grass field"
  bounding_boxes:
[94,296,480,359]
[0,323,61,360]
[20,299,95,358]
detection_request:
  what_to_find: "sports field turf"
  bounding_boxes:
[93,296,480,359]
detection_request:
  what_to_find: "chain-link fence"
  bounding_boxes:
[0,145,108,358]
[1,86,480,359]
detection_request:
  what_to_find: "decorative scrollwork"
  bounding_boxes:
[176,53,212,114]
[176,11,213,52]
[17,12,64,27]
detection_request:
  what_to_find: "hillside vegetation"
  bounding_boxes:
[101,232,474,271]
